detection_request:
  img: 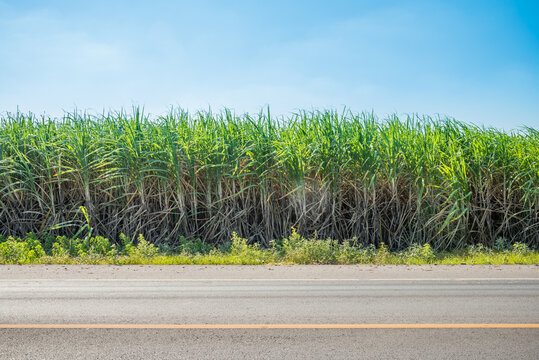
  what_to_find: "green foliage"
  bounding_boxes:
[177,237,213,255]
[48,235,115,257]
[42,234,57,254]
[128,234,158,258]
[0,235,45,264]
[276,229,343,264]
[0,231,537,265]
[0,109,537,251]
[511,242,531,255]
[228,232,269,264]
[494,237,509,251]
[399,243,437,264]
[274,231,437,265]
[82,236,116,256]
[374,243,390,264]
[51,236,83,257]
[119,233,135,255]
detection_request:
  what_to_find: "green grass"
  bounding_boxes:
[0,231,537,265]
[0,108,537,250]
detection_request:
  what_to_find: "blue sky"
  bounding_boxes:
[1,0,538,129]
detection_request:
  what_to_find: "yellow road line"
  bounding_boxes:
[1,324,538,329]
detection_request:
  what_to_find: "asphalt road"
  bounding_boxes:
[1,265,538,359]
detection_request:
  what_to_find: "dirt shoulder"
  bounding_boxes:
[0,264,537,280]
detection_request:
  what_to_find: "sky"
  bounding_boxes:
[0,0,538,129]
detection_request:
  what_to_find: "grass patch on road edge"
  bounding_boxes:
[1,230,537,265]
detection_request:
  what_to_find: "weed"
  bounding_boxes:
[0,231,537,265]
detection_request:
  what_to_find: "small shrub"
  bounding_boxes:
[229,232,268,264]
[119,233,136,255]
[0,236,45,264]
[52,236,83,257]
[511,242,530,255]
[0,240,28,264]
[336,239,365,264]
[374,242,390,264]
[276,229,334,264]
[82,236,115,256]
[42,234,57,254]
[494,237,509,251]
[52,242,69,257]
[401,243,436,264]
[178,237,213,255]
[466,243,490,256]
[129,234,158,258]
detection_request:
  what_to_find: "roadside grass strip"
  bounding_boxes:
[1,229,538,264]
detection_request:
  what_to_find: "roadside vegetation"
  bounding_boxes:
[0,230,537,265]
[0,108,537,252]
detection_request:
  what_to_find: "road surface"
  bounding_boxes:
[1,265,538,359]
